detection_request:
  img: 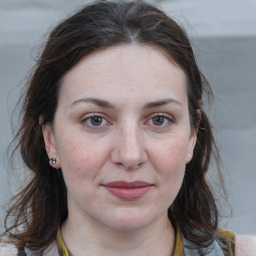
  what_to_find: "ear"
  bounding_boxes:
[186,109,201,164]
[42,123,61,169]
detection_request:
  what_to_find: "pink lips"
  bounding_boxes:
[103,181,152,200]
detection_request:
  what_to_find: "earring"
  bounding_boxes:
[50,158,57,165]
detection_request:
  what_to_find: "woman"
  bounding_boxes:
[1,1,255,255]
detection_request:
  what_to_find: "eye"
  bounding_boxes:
[152,116,166,126]
[89,116,103,126]
[147,114,173,128]
[81,114,109,128]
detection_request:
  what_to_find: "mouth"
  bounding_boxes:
[102,181,153,200]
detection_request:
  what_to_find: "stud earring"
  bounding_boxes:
[50,158,57,165]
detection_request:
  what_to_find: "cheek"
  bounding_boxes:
[152,136,189,172]
[56,131,109,183]
[150,135,189,192]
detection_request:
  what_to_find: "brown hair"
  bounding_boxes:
[1,0,224,254]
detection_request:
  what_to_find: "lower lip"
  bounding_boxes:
[104,186,152,200]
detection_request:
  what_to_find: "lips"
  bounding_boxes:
[103,181,153,200]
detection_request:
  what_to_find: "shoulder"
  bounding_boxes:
[216,228,256,256]
[0,243,17,256]
[235,234,256,256]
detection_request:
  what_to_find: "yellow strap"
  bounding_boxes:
[216,228,235,256]
[173,227,184,256]
[57,229,73,256]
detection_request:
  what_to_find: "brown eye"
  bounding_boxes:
[81,114,111,130]
[152,116,165,126]
[90,116,103,126]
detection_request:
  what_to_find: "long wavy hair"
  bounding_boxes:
[1,0,224,254]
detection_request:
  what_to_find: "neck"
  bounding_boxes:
[61,212,175,256]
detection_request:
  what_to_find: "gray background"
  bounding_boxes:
[0,0,256,235]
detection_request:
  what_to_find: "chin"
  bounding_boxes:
[100,209,157,232]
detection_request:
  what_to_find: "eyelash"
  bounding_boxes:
[80,113,174,129]
[146,114,174,128]
[81,114,110,128]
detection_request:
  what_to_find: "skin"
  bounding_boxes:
[42,44,197,256]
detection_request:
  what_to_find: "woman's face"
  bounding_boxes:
[43,44,197,231]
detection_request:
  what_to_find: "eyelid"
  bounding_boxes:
[145,113,176,128]
[147,112,175,122]
[80,113,112,128]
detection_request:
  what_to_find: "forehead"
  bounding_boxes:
[59,44,188,108]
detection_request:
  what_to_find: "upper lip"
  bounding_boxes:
[103,181,152,188]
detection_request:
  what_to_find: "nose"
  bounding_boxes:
[110,124,148,170]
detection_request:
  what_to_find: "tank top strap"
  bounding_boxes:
[216,228,235,256]
[57,229,72,256]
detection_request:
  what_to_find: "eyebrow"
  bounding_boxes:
[71,97,182,109]
[143,98,182,109]
[71,97,115,109]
